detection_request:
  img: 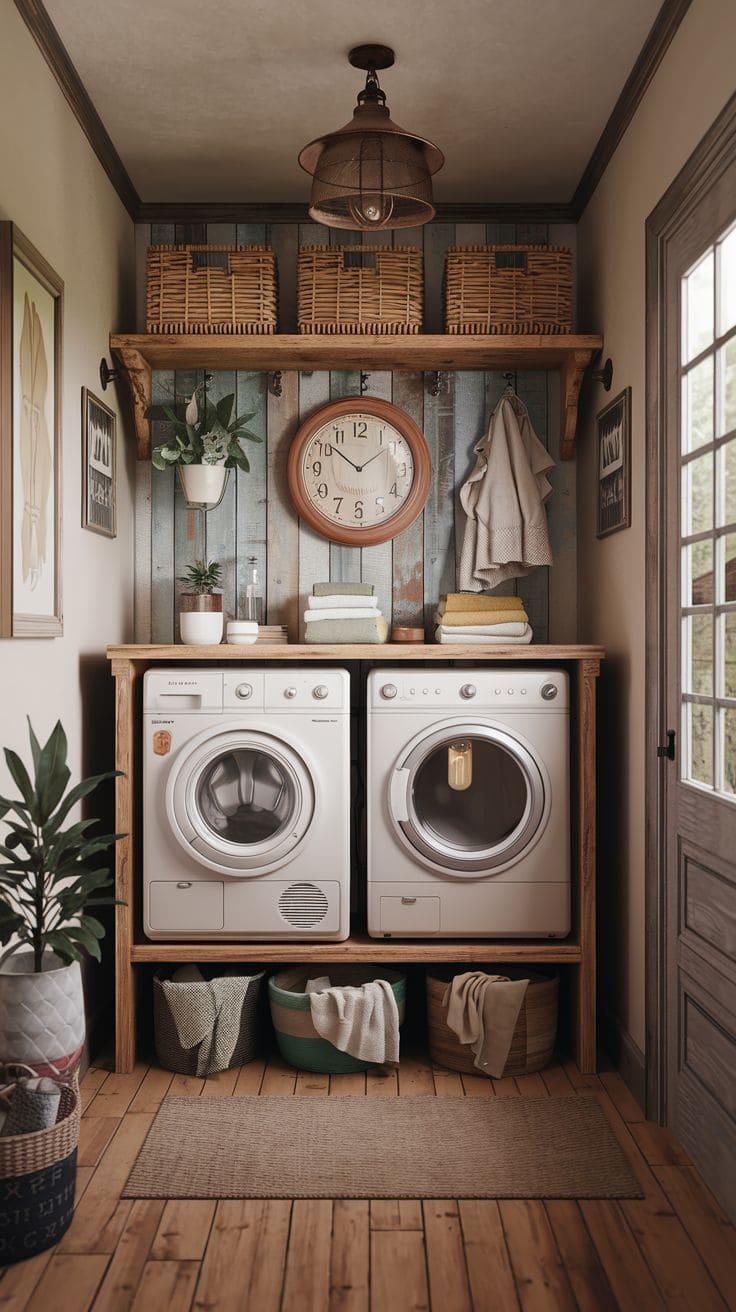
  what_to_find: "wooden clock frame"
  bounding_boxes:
[286,396,432,546]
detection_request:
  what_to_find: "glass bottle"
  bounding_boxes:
[244,557,263,624]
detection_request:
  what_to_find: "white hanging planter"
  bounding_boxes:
[0,951,85,1075]
[177,464,229,509]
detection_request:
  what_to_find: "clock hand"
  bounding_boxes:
[357,449,390,471]
[329,446,361,472]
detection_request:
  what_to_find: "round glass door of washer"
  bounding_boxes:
[167,729,315,874]
[391,724,547,875]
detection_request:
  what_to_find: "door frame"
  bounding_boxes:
[645,91,736,1123]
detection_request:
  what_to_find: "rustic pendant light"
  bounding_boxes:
[298,44,444,231]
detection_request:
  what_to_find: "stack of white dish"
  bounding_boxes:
[226,620,259,645]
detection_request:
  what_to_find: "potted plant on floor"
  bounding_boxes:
[178,558,224,645]
[0,719,120,1075]
[151,379,262,508]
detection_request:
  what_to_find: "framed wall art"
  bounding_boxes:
[82,388,116,538]
[0,222,64,637]
[597,387,631,538]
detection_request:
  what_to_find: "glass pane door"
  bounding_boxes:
[680,220,736,797]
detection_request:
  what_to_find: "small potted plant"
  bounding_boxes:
[178,558,224,645]
[151,380,262,508]
[0,720,120,1075]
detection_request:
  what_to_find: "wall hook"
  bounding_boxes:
[427,370,449,397]
[360,370,370,395]
[99,358,118,391]
[591,356,613,391]
[269,370,283,398]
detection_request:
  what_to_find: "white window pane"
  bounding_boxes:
[686,702,713,787]
[723,614,736,697]
[683,539,714,604]
[683,249,714,362]
[723,709,736,797]
[717,337,736,437]
[683,615,713,694]
[682,356,714,452]
[683,451,713,535]
[718,224,736,336]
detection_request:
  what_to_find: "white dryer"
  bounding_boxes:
[367,668,570,938]
[143,667,350,941]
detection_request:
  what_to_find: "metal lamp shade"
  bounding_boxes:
[299,101,444,231]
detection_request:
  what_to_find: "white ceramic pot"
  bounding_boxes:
[227,620,259,645]
[177,464,228,508]
[0,952,85,1075]
[180,610,224,645]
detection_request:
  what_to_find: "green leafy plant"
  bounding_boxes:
[151,380,262,473]
[178,559,223,594]
[0,721,121,973]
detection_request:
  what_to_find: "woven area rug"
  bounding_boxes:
[123,1096,643,1200]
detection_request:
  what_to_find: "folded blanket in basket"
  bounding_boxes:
[433,610,528,628]
[443,971,529,1078]
[305,616,389,644]
[435,625,533,645]
[305,608,379,622]
[313,581,374,596]
[439,593,522,614]
[307,594,379,610]
[162,966,259,1077]
[309,979,400,1066]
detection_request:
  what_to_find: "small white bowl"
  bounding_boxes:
[227,621,259,645]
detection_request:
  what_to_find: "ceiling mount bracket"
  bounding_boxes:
[348,44,395,72]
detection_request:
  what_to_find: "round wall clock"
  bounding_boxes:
[287,397,432,546]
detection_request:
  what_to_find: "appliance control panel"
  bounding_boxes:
[368,668,569,710]
[263,668,350,712]
[144,668,350,713]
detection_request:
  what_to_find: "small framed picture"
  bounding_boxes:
[597,387,631,538]
[82,388,116,538]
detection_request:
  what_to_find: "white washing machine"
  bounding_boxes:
[367,668,570,938]
[143,667,351,941]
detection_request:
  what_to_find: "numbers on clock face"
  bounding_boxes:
[301,413,415,529]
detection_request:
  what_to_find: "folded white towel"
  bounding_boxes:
[433,619,529,636]
[309,980,400,1066]
[307,594,379,610]
[436,625,533,645]
[305,607,381,622]
[305,976,331,994]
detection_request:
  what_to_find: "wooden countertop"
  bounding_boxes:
[108,643,605,662]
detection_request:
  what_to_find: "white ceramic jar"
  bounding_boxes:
[227,620,259,645]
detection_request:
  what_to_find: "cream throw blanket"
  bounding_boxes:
[309,980,400,1066]
[459,393,554,591]
[443,971,529,1078]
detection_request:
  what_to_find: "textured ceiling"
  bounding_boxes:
[44,0,663,203]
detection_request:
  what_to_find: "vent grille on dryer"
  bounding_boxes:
[278,882,329,928]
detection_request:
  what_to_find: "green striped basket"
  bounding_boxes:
[268,967,407,1074]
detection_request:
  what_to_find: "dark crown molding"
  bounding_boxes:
[14,0,692,229]
[571,0,693,218]
[13,0,140,219]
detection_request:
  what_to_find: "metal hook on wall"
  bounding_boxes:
[591,356,613,391]
[269,370,283,398]
[360,371,370,395]
[427,370,449,397]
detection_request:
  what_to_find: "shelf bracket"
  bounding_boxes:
[560,350,591,461]
[113,346,152,460]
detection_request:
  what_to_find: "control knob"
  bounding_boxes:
[284,686,298,700]
[459,683,477,699]
[540,682,558,701]
[235,682,253,700]
[380,684,398,700]
[312,684,329,700]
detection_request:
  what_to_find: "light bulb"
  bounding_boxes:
[348,193,394,229]
[448,741,473,791]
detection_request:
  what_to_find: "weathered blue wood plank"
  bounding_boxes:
[235,371,268,621]
[203,370,237,622]
[266,370,299,638]
[423,372,456,625]
[150,368,176,642]
[297,370,331,636]
[391,372,425,629]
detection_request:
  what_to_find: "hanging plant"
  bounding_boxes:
[151,380,262,473]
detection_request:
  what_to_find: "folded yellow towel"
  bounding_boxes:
[441,593,521,613]
[437,609,528,628]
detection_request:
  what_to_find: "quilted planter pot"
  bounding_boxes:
[0,953,85,1075]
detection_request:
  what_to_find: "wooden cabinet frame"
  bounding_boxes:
[108,644,602,1074]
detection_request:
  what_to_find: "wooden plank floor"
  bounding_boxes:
[1,1048,734,1311]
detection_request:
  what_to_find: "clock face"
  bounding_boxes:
[287,397,432,547]
[301,412,414,532]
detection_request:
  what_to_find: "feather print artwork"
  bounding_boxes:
[19,292,51,589]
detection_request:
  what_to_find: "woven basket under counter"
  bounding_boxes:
[426,968,559,1077]
[146,244,277,334]
[297,245,423,334]
[444,244,573,334]
[0,1074,80,1263]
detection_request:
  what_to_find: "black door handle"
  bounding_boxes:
[657,729,676,761]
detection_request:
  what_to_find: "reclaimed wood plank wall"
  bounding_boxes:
[134,220,578,644]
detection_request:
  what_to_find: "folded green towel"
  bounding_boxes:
[305,615,389,644]
[312,582,375,596]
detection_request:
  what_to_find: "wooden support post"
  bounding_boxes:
[112,658,137,1073]
[573,657,600,1072]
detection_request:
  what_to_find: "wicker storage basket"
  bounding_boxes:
[298,245,423,335]
[269,967,407,1073]
[146,244,277,334]
[153,967,265,1076]
[0,1072,80,1264]
[426,968,558,1077]
[445,244,573,334]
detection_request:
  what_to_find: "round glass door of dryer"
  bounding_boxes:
[167,730,315,874]
[389,724,548,876]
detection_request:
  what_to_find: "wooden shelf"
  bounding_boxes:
[130,934,582,964]
[109,331,603,462]
[108,643,605,663]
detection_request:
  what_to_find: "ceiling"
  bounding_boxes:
[44,0,663,204]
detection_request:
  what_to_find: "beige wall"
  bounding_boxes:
[577,0,736,1050]
[0,0,135,799]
